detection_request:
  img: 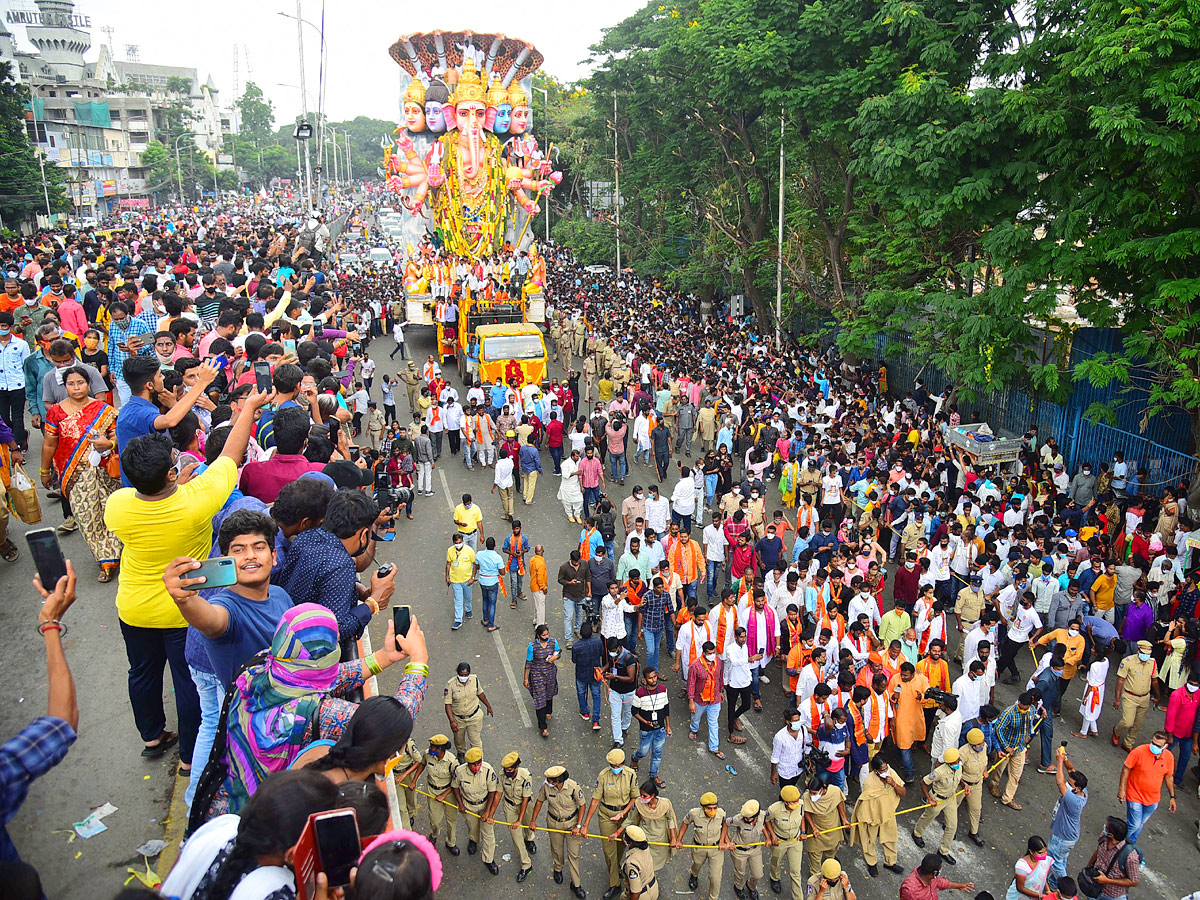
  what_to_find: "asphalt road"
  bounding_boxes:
[3,323,1197,899]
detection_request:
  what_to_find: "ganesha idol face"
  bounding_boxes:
[403,101,426,133]
[456,100,486,140]
[425,100,446,133]
[509,104,531,135]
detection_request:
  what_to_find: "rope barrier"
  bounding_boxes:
[392,716,1046,849]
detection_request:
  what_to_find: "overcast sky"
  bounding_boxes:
[3,0,643,123]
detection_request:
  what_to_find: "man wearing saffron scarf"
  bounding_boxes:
[674,605,713,690]
[740,588,777,713]
[686,639,726,758]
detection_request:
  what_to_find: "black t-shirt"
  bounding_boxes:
[81,349,112,388]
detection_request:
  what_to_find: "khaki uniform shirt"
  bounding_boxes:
[923,763,963,802]
[424,751,456,791]
[623,845,658,894]
[393,738,420,783]
[539,778,586,825]
[503,767,535,808]
[765,800,805,841]
[453,761,499,810]
[593,766,638,816]
[1117,656,1156,697]
[445,674,483,718]
[955,587,986,623]
[726,811,766,847]
[805,873,851,900]
[958,744,988,784]
[685,807,726,846]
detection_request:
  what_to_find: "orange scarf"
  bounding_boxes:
[715,603,739,653]
[849,702,868,746]
[865,692,889,740]
[699,657,719,704]
[686,620,713,666]
[805,696,828,731]
[580,527,599,561]
[625,580,646,607]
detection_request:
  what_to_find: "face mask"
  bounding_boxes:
[905,561,915,569]
[1139,652,1151,662]
[0,327,9,337]
[1149,743,1165,756]
[1033,852,1047,861]
[949,763,960,770]
[457,674,470,683]
[704,652,716,662]
[1068,628,1079,636]
[703,808,717,818]
[789,721,802,732]
[751,492,759,499]
[809,791,823,801]
[1188,684,1199,693]
[611,766,623,774]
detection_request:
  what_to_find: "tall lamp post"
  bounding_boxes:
[293,120,314,211]
[172,132,203,202]
[533,86,550,244]
[278,7,328,206]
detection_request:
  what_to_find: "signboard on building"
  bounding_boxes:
[217,153,234,166]
[100,180,117,197]
[5,5,91,29]
[119,198,150,208]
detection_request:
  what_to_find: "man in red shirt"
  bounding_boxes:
[237,406,324,503]
[899,854,974,900]
[545,410,565,474]
[1118,730,1177,847]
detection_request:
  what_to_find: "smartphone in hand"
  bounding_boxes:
[26,528,67,589]
[393,605,412,640]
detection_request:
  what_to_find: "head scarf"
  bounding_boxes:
[224,604,341,811]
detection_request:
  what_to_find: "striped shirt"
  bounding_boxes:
[632,684,670,731]
[994,702,1033,752]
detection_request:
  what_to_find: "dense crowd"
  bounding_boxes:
[0,194,1195,900]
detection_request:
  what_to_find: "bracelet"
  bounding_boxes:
[40,468,51,475]
[365,652,385,677]
[404,662,430,677]
[38,619,66,636]
[365,597,380,615]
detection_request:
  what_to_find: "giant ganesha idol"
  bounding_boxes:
[384,31,562,260]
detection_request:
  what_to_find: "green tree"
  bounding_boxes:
[0,62,68,223]
[237,81,275,148]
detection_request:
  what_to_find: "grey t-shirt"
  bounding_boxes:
[1050,787,1087,842]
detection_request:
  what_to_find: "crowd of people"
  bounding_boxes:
[0,194,1195,900]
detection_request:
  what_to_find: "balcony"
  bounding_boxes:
[127,119,150,132]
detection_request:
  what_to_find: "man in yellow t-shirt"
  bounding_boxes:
[445,532,479,629]
[1088,562,1118,622]
[104,387,268,763]
[452,492,485,551]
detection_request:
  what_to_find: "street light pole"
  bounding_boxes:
[613,90,620,274]
[534,86,550,245]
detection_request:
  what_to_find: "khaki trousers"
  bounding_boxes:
[1115,695,1150,750]
[858,824,897,866]
[550,826,583,886]
[731,847,763,890]
[498,485,514,518]
[395,783,418,830]
[599,813,626,887]
[522,471,538,504]
[428,792,459,846]
[988,749,1026,805]
[962,781,983,834]
[504,801,533,868]
[452,709,484,756]
[690,847,724,900]
[768,840,804,900]
[462,802,497,863]
[913,795,961,853]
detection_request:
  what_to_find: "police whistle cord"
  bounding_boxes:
[394,716,1044,849]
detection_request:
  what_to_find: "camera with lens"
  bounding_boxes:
[924,687,955,706]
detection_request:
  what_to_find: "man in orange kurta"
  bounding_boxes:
[888,663,929,782]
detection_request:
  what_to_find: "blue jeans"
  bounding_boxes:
[683,580,699,605]
[1173,735,1194,786]
[610,451,627,482]
[624,613,639,652]
[480,582,499,627]
[899,746,915,780]
[550,445,563,474]
[821,767,847,791]
[186,666,223,810]
[115,376,132,406]
[564,597,583,643]
[690,701,722,752]
[1046,834,1077,890]
[610,688,634,744]
[706,559,723,600]
[451,581,473,624]
[577,676,602,723]
[636,447,651,466]
[749,664,763,701]
[583,486,601,519]
[633,727,666,777]
[705,474,717,507]
[671,509,692,533]
[1125,799,1158,846]
[643,628,663,672]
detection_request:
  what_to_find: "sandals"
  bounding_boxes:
[141,730,179,758]
[0,540,17,562]
[510,600,518,610]
[728,735,748,744]
[98,568,115,583]
[688,730,698,741]
[711,750,727,760]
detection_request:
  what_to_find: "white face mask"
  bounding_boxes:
[789,720,802,732]
[704,652,716,662]
[809,791,823,801]
[1068,627,1079,636]
[457,674,470,684]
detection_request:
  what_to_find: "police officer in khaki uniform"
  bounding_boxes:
[954,575,987,662]
[445,663,494,758]
[417,734,459,853]
[621,825,660,900]
[573,317,587,359]
[766,786,805,900]
[584,353,597,402]
[722,799,769,900]
[1112,639,1159,750]
[389,736,422,830]
[399,361,423,414]
[805,858,856,900]
[501,751,537,882]
[583,748,639,900]
[674,792,725,900]
[529,765,588,899]
[911,746,966,864]
[959,729,989,846]
[452,747,502,875]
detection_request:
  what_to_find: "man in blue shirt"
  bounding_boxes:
[754,523,784,573]
[255,362,304,451]
[1046,748,1088,890]
[475,536,505,630]
[519,441,542,505]
[115,356,219,488]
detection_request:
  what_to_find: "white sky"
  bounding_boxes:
[3,0,642,124]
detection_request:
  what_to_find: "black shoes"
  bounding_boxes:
[911,832,926,848]
[885,863,905,875]
[554,870,564,884]
[603,886,622,900]
[486,861,499,875]
[571,886,587,899]
[446,843,460,856]
[771,878,782,894]
[734,888,747,900]
[517,867,531,882]
[867,864,879,877]
[749,889,760,900]
[969,832,985,847]
[941,853,957,866]
[468,840,478,856]
[526,839,538,854]
[689,875,699,890]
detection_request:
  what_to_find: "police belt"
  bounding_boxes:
[962,780,981,786]
[456,706,482,718]
[463,797,488,810]
[429,780,450,792]
[602,802,628,812]
[733,842,760,850]
[933,793,957,802]
[551,812,579,823]
[1124,690,1149,698]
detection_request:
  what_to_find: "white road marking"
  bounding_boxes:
[739,717,772,757]
[439,469,454,510]
[493,628,533,729]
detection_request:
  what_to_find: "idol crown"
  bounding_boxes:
[455,56,486,105]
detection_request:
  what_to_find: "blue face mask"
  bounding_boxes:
[1149,744,1165,756]
[1138,652,1151,662]
[611,766,623,774]
[949,763,961,770]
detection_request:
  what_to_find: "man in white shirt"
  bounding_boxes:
[670,468,697,531]
[771,708,809,788]
[644,485,671,535]
[847,586,881,629]
[952,661,988,729]
[928,695,962,773]
[928,534,957,603]
[702,513,728,601]
[722,626,753,742]
[492,448,516,520]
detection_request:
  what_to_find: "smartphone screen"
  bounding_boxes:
[254,361,272,393]
[26,528,67,589]
[271,325,282,342]
[213,353,229,370]
[393,605,411,640]
[284,339,297,353]
[190,556,238,589]
[313,810,360,887]
[314,323,325,340]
